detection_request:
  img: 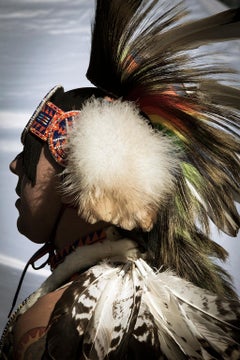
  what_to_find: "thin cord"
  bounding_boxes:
[8,205,66,317]
[8,242,54,317]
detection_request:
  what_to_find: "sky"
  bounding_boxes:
[0,0,96,260]
[0,0,95,330]
[0,0,239,331]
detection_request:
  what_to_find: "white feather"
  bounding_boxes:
[62,97,179,231]
[15,244,240,359]
[18,236,140,315]
[73,264,117,337]
[83,262,144,359]
[85,269,120,358]
[74,258,240,359]
[135,259,240,359]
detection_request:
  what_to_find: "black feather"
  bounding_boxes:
[86,0,240,297]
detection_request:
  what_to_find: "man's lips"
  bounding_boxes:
[15,185,21,197]
[15,198,21,208]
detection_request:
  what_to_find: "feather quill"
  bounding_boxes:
[17,237,140,316]
[43,265,118,359]
[84,266,123,358]
[135,259,240,359]
[83,263,142,359]
[44,259,240,359]
[84,0,240,296]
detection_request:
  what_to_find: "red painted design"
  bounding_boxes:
[16,326,47,360]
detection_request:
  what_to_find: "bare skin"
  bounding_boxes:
[9,143,107,250]
[9,143,107,357]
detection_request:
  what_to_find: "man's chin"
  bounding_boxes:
[17,218,48,244]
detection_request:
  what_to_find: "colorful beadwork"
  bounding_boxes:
[21,86,115,166]
[21,85,63,144]
[29,101,64,142]
[47,108,79,166]
[21,86,80,166]
[49,229,107,270]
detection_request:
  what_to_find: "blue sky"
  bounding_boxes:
[0,0,239,328]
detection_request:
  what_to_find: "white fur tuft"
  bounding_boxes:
[62,97,179,231]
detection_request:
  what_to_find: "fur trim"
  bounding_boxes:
[62,98,179,231]
[18,235,142,315]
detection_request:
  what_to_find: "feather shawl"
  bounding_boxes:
[42,257,240,359]
[2,233,239,359]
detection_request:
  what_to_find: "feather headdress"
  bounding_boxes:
[85,0,240,235]
[60,0,240,296]
[2,2,240,359]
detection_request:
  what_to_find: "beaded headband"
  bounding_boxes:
[20,85,179,232]
[21,86,80,166]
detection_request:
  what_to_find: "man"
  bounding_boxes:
[1,0,240,358]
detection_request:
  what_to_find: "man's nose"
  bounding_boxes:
[9,152,23,175]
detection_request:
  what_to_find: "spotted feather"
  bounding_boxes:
[42,259,240,359]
